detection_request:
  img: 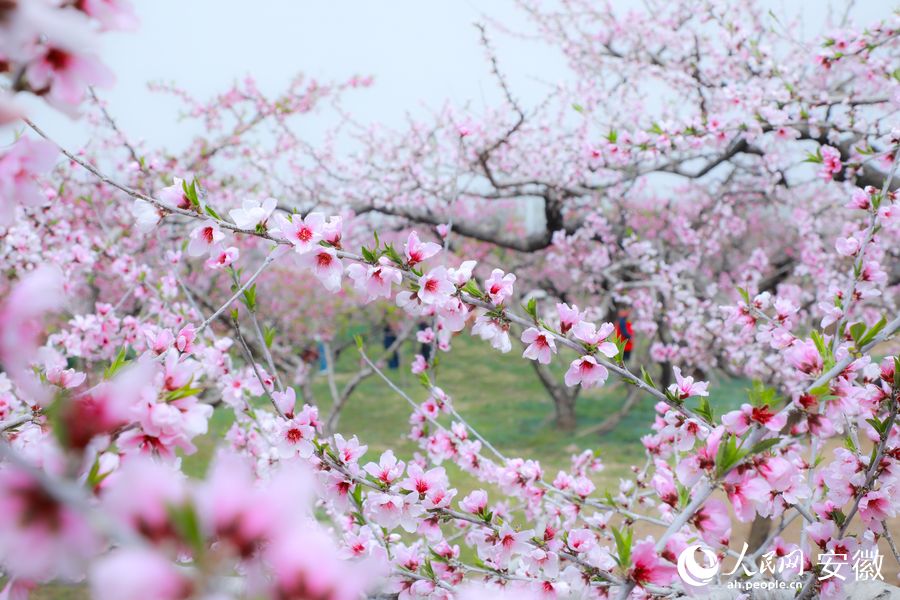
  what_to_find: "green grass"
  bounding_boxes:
[184,333,748,488]
[27,334,753,599]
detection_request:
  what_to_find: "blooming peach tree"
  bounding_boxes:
[1,2,899,600]
[315,1,900,430]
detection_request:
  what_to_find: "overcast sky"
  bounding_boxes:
[26,0,891,153]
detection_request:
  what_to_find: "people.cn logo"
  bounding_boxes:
[677,544,720,587]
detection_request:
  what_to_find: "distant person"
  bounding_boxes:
[614,308,634,362]
[383,323,400,370]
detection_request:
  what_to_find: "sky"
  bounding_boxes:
[25,0,892,153]
[29,1,561,151]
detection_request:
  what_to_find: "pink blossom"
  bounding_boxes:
[567,528,596,553]
[722,403,787,435]
[471,314,511,353]
[460,489,488,514]
[229,197,277,229]
[26,46,114,107]
[131,200,161,233]
[859,489,895,532]
[334,433,368,472]
[692,498,731,545]
[364,450,406,485]
[76,0,139,31]
[157,178,191,209]
[847,187,872,210]
[272,387,297,418]
[46,366,86,389]
[346,259,402,301]
[521,327,557,364]
[491,524,533,566]
[667,367,709,400]
[276,416,315,459]
[411,354,428,374]
[205,246,239,270]
[187,221,225,257]
[322,215,343,246]
[301,246,344,292]
[447,260,477,285]
[571,321,618,357]
[819,145,842,180]
[401,464,448,496]
[404,231,441,265]
[277,212,325,254]
[834,236,860,257]
[0,266,64,392]
[556,303,582,335]
[264,524,377,600]
[628,539,676,587]
[417,266,455,305]
[89,548,191,600]
[0,137,57,226]
[484,269,516,304]
[564,355,608,388]
[365,492,424,533]
[101,457,186,542]
[784,339,823,375]
[0,467,100,581]
[171,325,194,355]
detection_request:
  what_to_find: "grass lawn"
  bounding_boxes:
[186,332,749,490]
[29,334,753,599]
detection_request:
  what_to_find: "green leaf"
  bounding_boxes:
[181,178,200,208]
[164,383,204,402]
[748,437,780,456]
[611,526,633,568]
[803,149,823,164]
[418,371,431,388]
[523,297,538,321]
[166,502,204,556]
[104,346,131,379]
[715,434,747,476]
[264,326,277,348]
[383,243,403,265]
[849,322,867,344]
[736,287,750,305]
[747,380,779,407]
[354,335,364,351]
[857,317,887,348]
[422,558,436,581]
[360,246,376,264]
[204,205,222,220]
[241,283,257,312]
[695,396,714,423]
[640,366,656,388]
[572,103,584,113]
[461,279,483,299]
[865,417,886,436]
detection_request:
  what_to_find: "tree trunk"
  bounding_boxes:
[526,358,581,431]
[554,392,578,431]
[577,388,640,437]
[747,515,773,553]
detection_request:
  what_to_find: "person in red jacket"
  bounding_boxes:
[614,308,634,362]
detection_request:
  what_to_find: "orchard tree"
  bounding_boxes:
[1,2,900,600]
[300,1,900,431]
